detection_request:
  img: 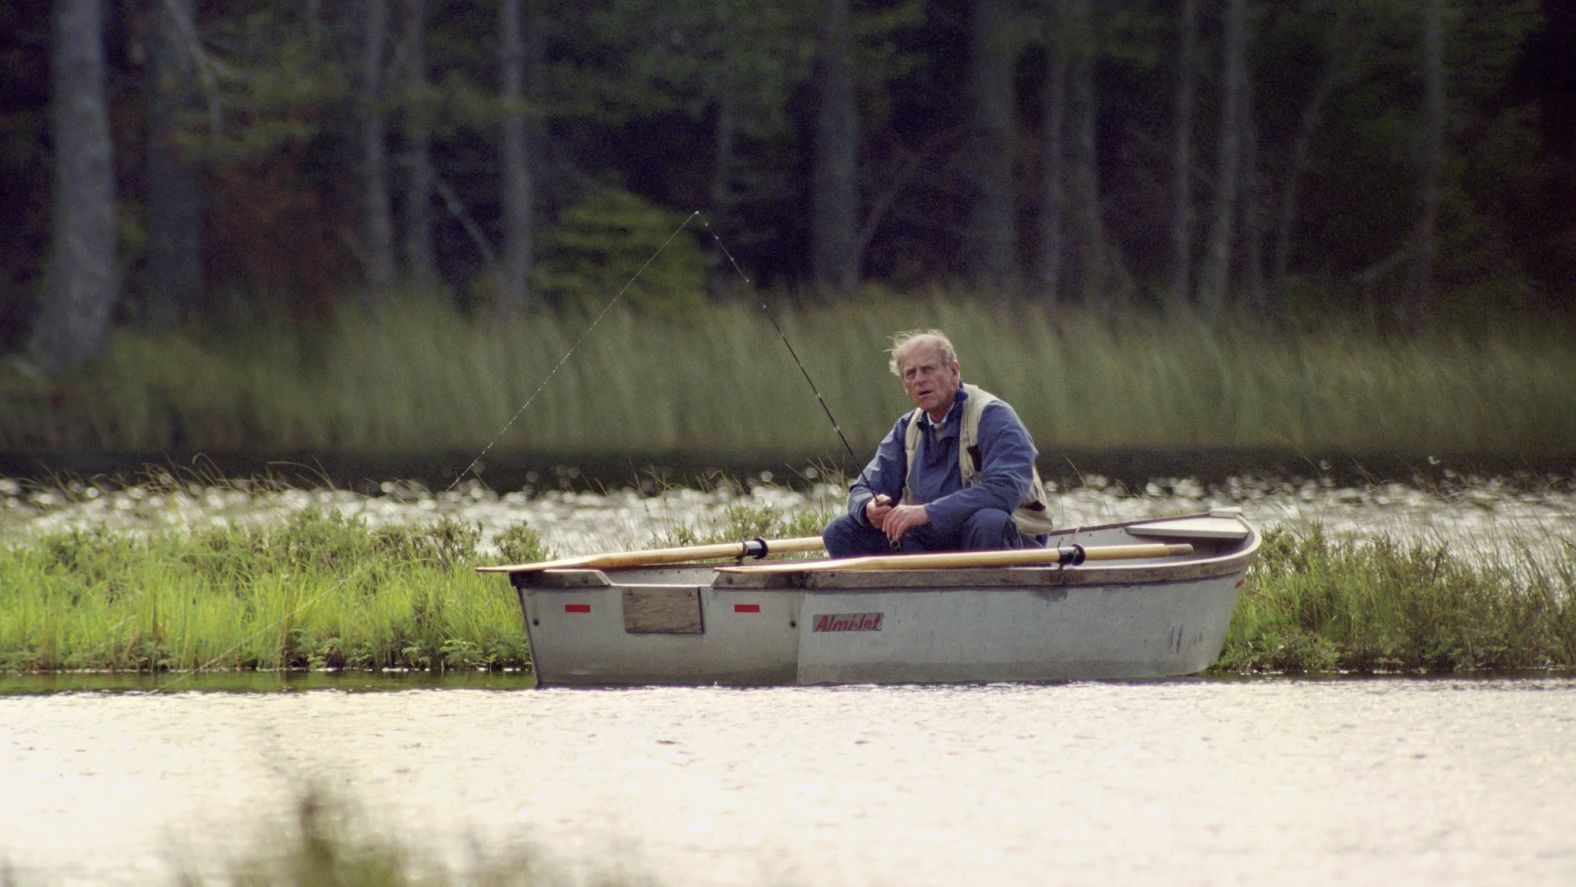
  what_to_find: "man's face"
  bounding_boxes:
[899,343,961,420]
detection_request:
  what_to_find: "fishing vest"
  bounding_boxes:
[901,384,1056,536]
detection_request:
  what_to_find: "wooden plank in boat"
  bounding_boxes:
[622,587,704,634]
[1126,516,1249,540]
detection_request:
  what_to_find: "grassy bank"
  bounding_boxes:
[3,294,1574,458]
[1221,526,1576,673]
[0,509,539,673]
[1,497,1572,675]
[0,496,830,674]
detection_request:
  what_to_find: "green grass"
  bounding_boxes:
[1,484,1572,675]
[1216,525,1576,674]
[0,509,540,673]
[2,292,1573,458]
[0,488,836,675]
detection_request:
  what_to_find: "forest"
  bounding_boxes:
[1,0,1573,460]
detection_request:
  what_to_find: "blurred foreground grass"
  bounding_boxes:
[4,785,619,887]
[2,293,1573,459]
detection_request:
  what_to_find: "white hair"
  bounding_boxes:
[887,329,957,377]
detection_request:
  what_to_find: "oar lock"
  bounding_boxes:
[1056,544,1087,567]
[738,537,773,562]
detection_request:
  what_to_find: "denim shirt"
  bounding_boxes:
[846,387,1039,539]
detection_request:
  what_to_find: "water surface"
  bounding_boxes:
[5,469,1572,561]
[3,678,1573,885]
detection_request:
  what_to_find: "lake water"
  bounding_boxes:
[3,467,1574,884]
[2,678,1574,885]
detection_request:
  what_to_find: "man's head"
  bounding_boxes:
[889,329,961,421]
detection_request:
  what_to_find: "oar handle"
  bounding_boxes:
[1083,543,1194,561]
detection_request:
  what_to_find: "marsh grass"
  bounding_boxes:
[641,483,839,549]
[3,294,1573,458]
[0,473,841,674]
[3,462,1573,676]
[0,507,540,673]
[1218,525,1576,673]
[5,500,1573,675]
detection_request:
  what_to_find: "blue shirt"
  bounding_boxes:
[846,387,1039,540]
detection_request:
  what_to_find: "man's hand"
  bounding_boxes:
[880,503,930,542]
[864,493,894,527]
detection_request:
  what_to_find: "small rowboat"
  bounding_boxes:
[478,509,1259,687]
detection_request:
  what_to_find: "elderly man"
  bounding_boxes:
[823,329,1055,557]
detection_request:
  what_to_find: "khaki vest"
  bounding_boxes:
[901,383,1056,535]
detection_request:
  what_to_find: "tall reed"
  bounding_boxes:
[2,294,1572,458]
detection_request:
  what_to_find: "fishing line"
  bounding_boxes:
[444,210,704,492]
[147,211,846,690]
[700,218,861,468]
[148,214,703,690]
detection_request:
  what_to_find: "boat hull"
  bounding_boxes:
[508,510,1258,687]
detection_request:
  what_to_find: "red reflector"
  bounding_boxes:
[734,603,761,613]
[564,603,591,613]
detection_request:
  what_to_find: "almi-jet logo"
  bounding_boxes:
[812,613,883,632]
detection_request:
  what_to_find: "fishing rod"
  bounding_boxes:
[155,213,850,689]
[444,210,861,494]
[700,217,861,468]
[445,210,704,492]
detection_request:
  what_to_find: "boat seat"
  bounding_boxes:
[1125,511,1250,541]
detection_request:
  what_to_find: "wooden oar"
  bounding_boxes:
[714,542,1193,574]
[476,536,825,574]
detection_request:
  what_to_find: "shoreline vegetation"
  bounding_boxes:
[2,490,1572,678]
[3,296,1575,461]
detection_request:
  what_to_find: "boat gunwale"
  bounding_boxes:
[515,512,1260,592]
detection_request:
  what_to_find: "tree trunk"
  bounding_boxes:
[707,85,739,290]
[1035,0,1068,303]
[1198,0,1246,314]
[499,0,534,313]
[1168,0,1198,304]
[360,0,396,305]
[399,0,437,283]
[526,4,549,207]
[145,0,203,328]
[1271,57,1340,293]
[811,0,859,296]
[966,0,1018,293]
[1409,0,1445,328]
[307,0,325,51]
[1066,0,1105,308]
[29,0,118,371]
[1239,40,1264,313]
